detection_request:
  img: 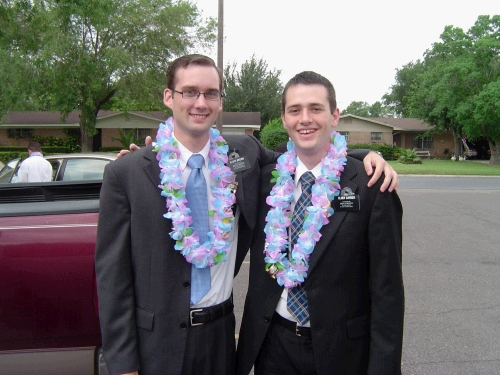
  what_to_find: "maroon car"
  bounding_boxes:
[0,182,108,375]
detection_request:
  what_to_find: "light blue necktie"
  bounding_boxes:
[287,171,315,325]
[185,154,211,304]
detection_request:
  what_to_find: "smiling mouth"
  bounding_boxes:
[298,129,315,134]
[191,114,209,119]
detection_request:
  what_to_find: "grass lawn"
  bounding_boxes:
[387,159,500,176]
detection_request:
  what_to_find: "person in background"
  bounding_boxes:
[16,141,53,182]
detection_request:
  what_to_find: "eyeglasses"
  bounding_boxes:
[172,89,223,101]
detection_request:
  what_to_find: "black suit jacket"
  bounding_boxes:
[236,156,404,375]
[95,135,278,375]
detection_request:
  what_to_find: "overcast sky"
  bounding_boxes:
[194,0,498,110]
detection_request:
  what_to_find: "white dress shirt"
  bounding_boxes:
[175,137,239,308]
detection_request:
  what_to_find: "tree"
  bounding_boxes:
[223,55,283,127]
[383,61,425,118]
[406,15,500,164]
[1,0,216,151]
[341,101,370,117]
[341,100,393,117]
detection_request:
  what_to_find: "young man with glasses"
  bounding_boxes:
[96,54,398,375]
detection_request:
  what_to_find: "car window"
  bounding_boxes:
[0,159,20,183]
[49,160,61,181]
[61,158,111,181]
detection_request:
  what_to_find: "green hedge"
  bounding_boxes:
[348,143,401,160]
[0,147,70,165]
[0,152,22,164]
[99,147,122,152]
[260,118,288,151]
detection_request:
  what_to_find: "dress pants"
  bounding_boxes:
[254,318,317,375]
[181,312,236,375]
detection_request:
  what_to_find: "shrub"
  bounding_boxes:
[348,143,398,160]
[260,118,288,150]
[397,148,422,164]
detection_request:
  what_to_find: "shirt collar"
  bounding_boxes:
[294,157,321,187]
[175,135,211,170]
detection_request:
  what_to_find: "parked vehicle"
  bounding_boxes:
[0,181,109,375]
[0,153,116,184]
[464,148,478,158]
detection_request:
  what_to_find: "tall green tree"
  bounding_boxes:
[223,55,283,127]
[341,100,393,117]
[1,0,216,151]
[383,60,425,118]
[407,15,500,164]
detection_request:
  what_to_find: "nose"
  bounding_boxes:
[194,93,209,107]
[299,109,312,124]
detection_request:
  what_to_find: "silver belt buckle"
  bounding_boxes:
[295,323,303,337]
[190,309,204,326]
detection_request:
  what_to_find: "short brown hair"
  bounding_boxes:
[281,71,337,114]
[166,54,222,91]
[27,141,42,152]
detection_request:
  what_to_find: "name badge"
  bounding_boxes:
[228,150,251,173]
[333,187,360,211]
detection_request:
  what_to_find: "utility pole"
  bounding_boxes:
[216,0,224,133]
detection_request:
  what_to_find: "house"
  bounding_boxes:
[337,115,455,158]
[0,111,261,150]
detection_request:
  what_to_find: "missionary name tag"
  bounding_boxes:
[333,187,360,211]
[228,150,251,173]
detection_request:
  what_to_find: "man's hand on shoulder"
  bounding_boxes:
[116,136,153,158]
[362,151,399,192]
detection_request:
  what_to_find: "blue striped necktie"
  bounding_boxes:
[287,171,315,325]
[185,154,211,304]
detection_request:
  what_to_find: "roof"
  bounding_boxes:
[340,114,431,131]
[1,111,261,127]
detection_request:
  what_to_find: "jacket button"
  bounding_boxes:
[264,315,271,322]
[180,322,187,329]
[183,282,190,289]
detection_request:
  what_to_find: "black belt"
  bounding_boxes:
[272,313,312,338]
[190,297,234,326]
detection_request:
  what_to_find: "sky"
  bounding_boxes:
[194,0,498,110]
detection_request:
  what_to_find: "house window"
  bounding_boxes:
[339,132,349,141]
[412,135,434,149]
[8,128,34,139]
[371,132,382,141]
[122,128,151,146]
[136,129,151,145]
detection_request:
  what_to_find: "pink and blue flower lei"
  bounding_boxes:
[154,117,236,268]
[264,131,347,288]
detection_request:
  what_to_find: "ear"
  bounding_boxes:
[331,107,340,128]
[218,97,223,112]
[281,114,286,129]
[164,89,173,109]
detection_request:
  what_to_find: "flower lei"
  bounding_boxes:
[154,117,236,268]
[264,132,347,288]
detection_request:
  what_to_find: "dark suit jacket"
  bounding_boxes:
[95,135,278,375]
[236,156,404,375]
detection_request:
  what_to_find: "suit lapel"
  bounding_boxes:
[142,145,162,189]
[307,161,358,274]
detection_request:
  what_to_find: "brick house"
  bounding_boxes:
[337,115,455,158]
[0,111,261,150]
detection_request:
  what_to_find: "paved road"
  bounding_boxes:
[233,176,500,375]
[399,175,500,190]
